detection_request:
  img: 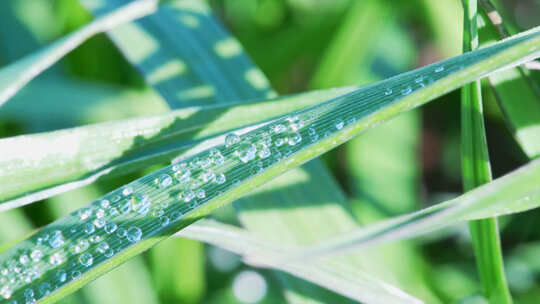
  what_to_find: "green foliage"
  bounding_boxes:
[0,1,540,304]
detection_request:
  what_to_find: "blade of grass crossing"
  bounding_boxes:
[461,1,512,303]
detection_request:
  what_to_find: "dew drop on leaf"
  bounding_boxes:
[127,227,142,243]
[79,252,93,267]
[215,173,226,184]
[225,133,240,147]
[155,174,173,188]
[84,223,95,234]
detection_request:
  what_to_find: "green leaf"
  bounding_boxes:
[0,0,157,107]
[0,26,539,303]
[478,0,540,159]
[176,219,423,304]
[461,1,511,303]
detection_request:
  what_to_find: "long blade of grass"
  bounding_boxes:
[478,0,540,159]
[175,219,422,304]
[0,87,354,211]
[273,157,540,261]
[0,0,157,107]
[0,27,539,303]
[461,1,512,303]
[79,0,275,107]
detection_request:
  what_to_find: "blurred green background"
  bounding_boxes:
[0,0,539,303]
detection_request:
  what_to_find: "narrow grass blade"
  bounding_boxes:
[0,0,157,107]
[479,0,540,159]
[0,87,354,211]
[274,157,540,261]
[461,1,512,303]
[0,28,539,303]
[175,219,422,304]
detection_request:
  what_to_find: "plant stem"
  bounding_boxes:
[461,1,512,303]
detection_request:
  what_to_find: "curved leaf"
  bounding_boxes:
[0,0,157,107]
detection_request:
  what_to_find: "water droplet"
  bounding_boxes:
[24,289,34,300]
[273,124,286,134]
[201,170,216,183]
[56,270,67,283]
[78,208,92,220]
[155,174,173,188]
[79,252,93,267]
[111,195,121,202]
[48,230,65,248]
[84,223,95,234]
[347,117,356,125]
[89,235,102,243]
[93,218,106,228]
[122,187,133,196]
[215,173,226,184]
[19,254,30,265]
[159,216,170,227]
[130,193,151,215]
[96,208,106,218]
[235,143,257,163]
[401,86,412,95]
[72,239,89,253]
[38,283,51,297]
[109,207,120,217]
[225,133,240,147]
[71,271,81,279]
[127,227,142,243]
[100,199,110,209]
[174,169,191,184]
[116,228,127,238]
[286,116,304,131]
[182,190,195,203]
[30,250,43,262]
[0,285,12,299]
[96,242,109,254]
[274,137,285,147]
[196,189,206,199]
[210,149,224,165]
[384,88,392,95]
[49,252,65,265]
[288,132,302,146]
[334,118,345,130]
[104,249,114,258]
[435,66,444,73]
[189,157,201,169]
